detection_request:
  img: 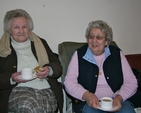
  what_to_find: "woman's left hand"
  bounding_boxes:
[112,94,123,111]
[36,66,50,79]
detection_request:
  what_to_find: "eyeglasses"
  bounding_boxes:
[87,34,105,40]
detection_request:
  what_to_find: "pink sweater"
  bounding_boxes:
[64,51,137,101]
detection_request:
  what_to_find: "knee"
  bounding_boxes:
[17,98,39,112]
[82,104,96,113]
[119,100,135,113]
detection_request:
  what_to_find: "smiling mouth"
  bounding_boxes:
[92,44,98,47]
[18,35,26,37]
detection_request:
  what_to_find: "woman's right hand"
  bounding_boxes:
[11,72,26,83]
[82,91,100,109]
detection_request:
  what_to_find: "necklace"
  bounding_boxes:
[99,71,102,75]
[98,55,104,76]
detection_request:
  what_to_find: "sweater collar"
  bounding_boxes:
[11,37,30,51]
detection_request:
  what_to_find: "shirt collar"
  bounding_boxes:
[82,45,111,64]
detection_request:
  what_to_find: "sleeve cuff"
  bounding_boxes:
[47,66,53,76]
[10,77,16,85]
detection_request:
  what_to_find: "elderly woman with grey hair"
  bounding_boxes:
[64,20,138,113]
[0,9,63,113]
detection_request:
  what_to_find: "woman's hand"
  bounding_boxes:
[112,94,123,111]
[12,72,26,83]
[36,66,50,79]
[82,91,100,109]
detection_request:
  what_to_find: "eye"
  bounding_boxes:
[14,26,18,29]
[23,26,28,28]
[88,35,94,39]
[96,36,102,40]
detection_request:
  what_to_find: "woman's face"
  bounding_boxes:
[9,17,30,42]
[87,28,108,55]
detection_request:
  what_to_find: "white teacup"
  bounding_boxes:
[21,68,35,79]
[100,97,113,109]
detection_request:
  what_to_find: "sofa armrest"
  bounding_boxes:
[125,54,141,70]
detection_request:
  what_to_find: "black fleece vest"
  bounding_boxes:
[73,44,123,113]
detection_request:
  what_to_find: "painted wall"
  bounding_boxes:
[0,0,141,112]
[0,0,141,55]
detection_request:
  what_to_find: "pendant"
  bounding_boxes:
[99,71,102,75]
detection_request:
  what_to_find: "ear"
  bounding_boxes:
[8,30,11,35]
[105,41,108,46]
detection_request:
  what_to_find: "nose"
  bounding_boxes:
[92,37,97,42]
[19,27,24,33]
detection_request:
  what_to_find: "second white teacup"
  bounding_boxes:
[100,97,113,109]
[21,68,34,79]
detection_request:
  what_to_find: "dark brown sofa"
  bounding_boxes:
[125,54,141,70]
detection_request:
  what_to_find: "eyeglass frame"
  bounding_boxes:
[87,34,105,40]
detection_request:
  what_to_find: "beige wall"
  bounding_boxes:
[0,0,141,54]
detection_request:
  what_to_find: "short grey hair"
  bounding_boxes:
[85,20,113,45]
[4,9,34,32]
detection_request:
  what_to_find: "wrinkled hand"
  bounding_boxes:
[36,66,50,79]
[112,95,123,112]
[82,91,100,109]
[12,72,26,83]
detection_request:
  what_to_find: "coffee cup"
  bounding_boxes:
[21,68,35,79]
[100,97,113,109]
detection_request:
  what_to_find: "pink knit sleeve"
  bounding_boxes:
[64,51,87,101]
[114,51,138,101]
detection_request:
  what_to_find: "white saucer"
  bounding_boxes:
[97,102,117,111]
[97,106,117,111]
[17,74,37,81]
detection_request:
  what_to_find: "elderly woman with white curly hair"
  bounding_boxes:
[64,20,140,113]
[0,9,63,113]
